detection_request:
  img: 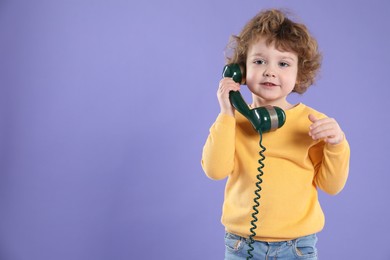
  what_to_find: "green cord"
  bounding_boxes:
[247,130,266,259]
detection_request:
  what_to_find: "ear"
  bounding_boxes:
[293,78,301,90]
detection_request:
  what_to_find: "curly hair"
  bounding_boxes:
[225,9,322,94]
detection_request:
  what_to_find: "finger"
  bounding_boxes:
[308,114,317,123]
[219,77,238,87]
[218,79,240,93]
[325,132,345,145]
[309,117,336,132]
[310,128,337,140]
[217,86,240,97]
[310,120,336,135]
[309,122,343,143]
[324,135,340,144]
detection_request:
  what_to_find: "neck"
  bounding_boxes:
[251,100,293,110]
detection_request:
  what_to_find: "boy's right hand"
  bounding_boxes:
[217,78,241,116]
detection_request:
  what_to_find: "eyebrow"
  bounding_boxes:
[280,56,296,62]
[250,52,297,62]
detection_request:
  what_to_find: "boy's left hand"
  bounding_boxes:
[308,114,345,145]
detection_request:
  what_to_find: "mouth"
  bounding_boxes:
[261,82,278,87]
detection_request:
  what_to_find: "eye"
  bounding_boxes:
[254,59,266,65]
[279,61,290,67]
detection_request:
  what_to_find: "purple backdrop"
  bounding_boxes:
[1,0,389,259]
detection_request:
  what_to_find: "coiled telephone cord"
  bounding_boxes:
[246,130,266,260]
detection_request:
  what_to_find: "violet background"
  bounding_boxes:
[0,0,389,259]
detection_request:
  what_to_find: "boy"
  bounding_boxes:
[201,9,350,260]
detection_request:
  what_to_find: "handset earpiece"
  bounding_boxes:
[222,64,286,133]
[222,64,251,117]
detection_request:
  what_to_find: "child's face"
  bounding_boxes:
[245,38,298,108]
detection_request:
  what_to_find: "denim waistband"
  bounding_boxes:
[225,231,317,246]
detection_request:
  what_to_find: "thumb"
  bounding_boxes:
[308,114,317,123]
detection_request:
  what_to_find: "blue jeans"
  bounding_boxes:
[224,232,318,260]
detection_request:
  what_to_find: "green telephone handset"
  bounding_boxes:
[222,64,286,259]
[222,63,286,132]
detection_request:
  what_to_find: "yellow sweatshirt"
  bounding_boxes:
[201,103,350,242]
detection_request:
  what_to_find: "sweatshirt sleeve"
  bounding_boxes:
[201,113,236,180]
[311,138,351,195]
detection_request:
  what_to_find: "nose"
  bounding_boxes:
[263,68,276,78]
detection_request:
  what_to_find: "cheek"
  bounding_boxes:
[244,67,257,84]
[287,69,299,84]
[280,72,298,92]
[244,75,258,91]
